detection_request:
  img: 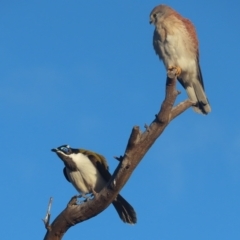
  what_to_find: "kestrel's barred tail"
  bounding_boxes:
[184,81,211,114]
[179,62,211,114]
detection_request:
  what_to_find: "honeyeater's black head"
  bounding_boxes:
[51,145,81,171]
[51,144,80,155]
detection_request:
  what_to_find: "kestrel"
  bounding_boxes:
[150,5,211,114]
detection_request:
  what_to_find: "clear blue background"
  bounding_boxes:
[1,1,239,239]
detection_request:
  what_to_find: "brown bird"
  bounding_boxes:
[150,4,211,114]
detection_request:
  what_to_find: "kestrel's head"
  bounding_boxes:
[149,4,174,25]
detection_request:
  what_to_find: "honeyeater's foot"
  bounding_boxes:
[168,66,182,76]
[90,188,98,198]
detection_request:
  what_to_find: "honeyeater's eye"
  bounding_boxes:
[60,146,70,154]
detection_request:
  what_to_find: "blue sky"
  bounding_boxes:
[1,1,240,239]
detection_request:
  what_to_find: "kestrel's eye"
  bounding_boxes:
[60,146,70,154]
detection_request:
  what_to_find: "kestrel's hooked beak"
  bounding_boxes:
[149,15,154,24]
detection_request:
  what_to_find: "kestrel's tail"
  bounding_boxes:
[180,62,211,114]
[112,194,137,224]
[185,81,211,114]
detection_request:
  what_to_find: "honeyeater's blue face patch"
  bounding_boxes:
[59,145,70,154]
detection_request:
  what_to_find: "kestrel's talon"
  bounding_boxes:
[168,66,182,77]
[176,66,181,76]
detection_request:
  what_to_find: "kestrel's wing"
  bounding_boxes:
[196,54,204,90]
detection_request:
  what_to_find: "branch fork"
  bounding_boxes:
[43,74,192,240]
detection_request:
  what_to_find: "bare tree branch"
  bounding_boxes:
[43,73,192,240]
[43,197,53,231]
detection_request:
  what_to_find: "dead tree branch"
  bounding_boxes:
[43,72,193,240]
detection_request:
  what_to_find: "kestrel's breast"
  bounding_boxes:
[153,19,197,73]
